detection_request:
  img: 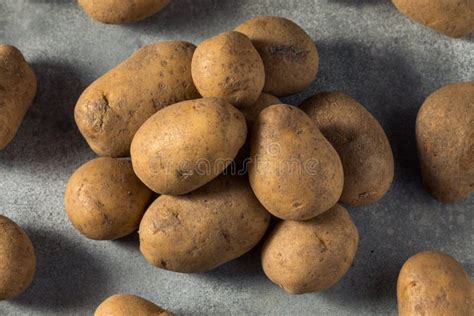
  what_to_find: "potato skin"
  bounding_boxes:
[131,98,247,195]
[392,0,474,38]
[139,176,270,273]
[235,16,319,96]
[95,294,174,316]
[75,41,199,157]
[191,31,265,109]
[79,0,170,24]
[64,157,153,240]
[0,45,37,150]
[301,91,394,206]
[262,204,359,294]
[249,104,344,220]
[0,215,36,300]
[397,251,473,316]
[416,82,473,203]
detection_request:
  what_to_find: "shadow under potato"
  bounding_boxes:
[11,228,108,312]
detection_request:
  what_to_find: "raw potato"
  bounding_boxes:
[262,204,359,294]
[64,157,153,240]
[301,91,394,206]
[0,45,37,150]
[79,0,170,24]
[95,294,174,316]
[235,16,319,96]
[131,98,247,195]
[392,0,474,38]
[397,251,473,316]
[139,176,270,273]
[75,41,199,157]
[0,215,36,300]
[416,82,473,203]
[249,104,344,220]
[191,31,265,108]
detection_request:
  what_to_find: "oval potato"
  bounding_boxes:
[262,204,359,294]
[139,176,270,273]
[131,98,247,195]
[235,16,319,96]
[416,82,473,203]
[79,0,170,24]
[95,294,173,316]
[191,31,265,109]
[397,251,473,316]
[75,41,199,157]
[392,0,474,38]
[301,91,394,206]
[249,104,343,220]
[0,44,37,150]
[64,157,153,240]
[0,215,36,300]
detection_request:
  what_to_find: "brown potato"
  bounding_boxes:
[416,82,473,203]
[131,98,247,195]
[235,16,319,96]
[249,104,344,220]
[392,0,474,38]
[191,31,265,109]
[79,0,170,24]
[139,176,270,273]
[0,44,37,150]
[64,157,153,240]
[397,251,473,316]
[75,41,199,157]
[95,294,174,316]
[301,91,394,206]
[0,215,36,300]
[262,204,359,294]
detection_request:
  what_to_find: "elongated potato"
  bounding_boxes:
[262,204,359,294]
[0,45,37,150]
[131,98,247,195]
[95,294,174,316]
[397,251,473,316]
[64,157,153,240]
[235,16,319,96]
[139,176,270,273]
[249,104,344,220]
[392,0,474,38]
[191,31,265,109]
[416,82,473,203]
[0,215,36,300]
[75,41,199,157]
[79,0,170,24]
[301,92,394,206]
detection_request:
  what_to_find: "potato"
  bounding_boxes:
[79,0,170,24]
[301,92,394,206]
[0,215,36,300]
[392,0,474,38]
[416,82,473,203]
[139,176,270,273]
[64,157,153,240]
[191,31,265,109]
[0,45,37,150]
[95,294,174,316]
[261,204,359,294]
[397,251,473,316]
[75,41,199,157]
[249,104,343,220]
[131,98,247,195]
[235,16,319,96]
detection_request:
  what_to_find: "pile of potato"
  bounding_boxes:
[0,2,473,314]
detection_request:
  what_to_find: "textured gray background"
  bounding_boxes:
[0,0,473,315]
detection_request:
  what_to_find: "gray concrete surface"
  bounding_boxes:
[0,0,473,315]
